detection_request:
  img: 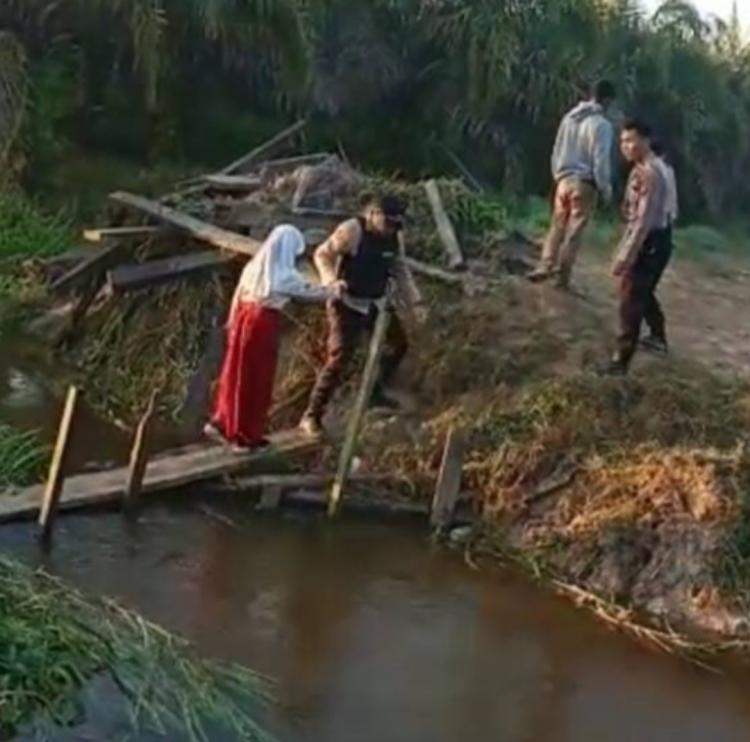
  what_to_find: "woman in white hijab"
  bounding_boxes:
[206,225,339,450]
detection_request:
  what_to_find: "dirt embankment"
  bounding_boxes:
[24,158,750,641]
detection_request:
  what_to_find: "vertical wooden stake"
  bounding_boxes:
[430,427,466,530]
[124,391,157,507]
[328,305,391,518]
[38,386,80,539]
[424,179,465,270]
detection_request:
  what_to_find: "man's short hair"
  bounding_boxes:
[360,192,407,217]
[622,118,652,139]
[592,79,616,103]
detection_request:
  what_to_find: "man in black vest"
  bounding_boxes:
[299,193,425,437]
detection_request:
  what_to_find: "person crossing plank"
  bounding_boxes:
[299,193,426,438]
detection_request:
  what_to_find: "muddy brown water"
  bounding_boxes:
[6,496,750,742]
[0,335,184,474]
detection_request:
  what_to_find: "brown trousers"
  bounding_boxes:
[538,177,597,282]
[304,300,408,422]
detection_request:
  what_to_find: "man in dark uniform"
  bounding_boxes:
[299,193,425,437]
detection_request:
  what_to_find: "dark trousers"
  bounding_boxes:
[616,228,673,367]
[304,301,408,422]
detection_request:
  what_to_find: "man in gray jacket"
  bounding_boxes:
[529,80,616,289]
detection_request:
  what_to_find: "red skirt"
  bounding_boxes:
[211,301,281,447]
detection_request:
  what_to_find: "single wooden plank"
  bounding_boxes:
[109,192,262,257]
[124,392,157,505]
[50,243,124,293]
[203,174,263,192]
[328,305,391,518]
[430,427,466,530]
[84,226,159,243]
[108,251,237,293]
[38,386,80,539]
[424,179,465,270]
[404,257,465,285]
[1,431,316,524]
[221,119,307,175]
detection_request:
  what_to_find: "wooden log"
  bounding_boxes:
[50,243,124,293]
[109,192,262,256]
[328,304,391,517]
[83,226,159,243]
[38,386,80,539]
[221,119,307,175]
[404,257,465,285]
[430,427,466,530]
[424,179,465,270]
[124,392,157,506]
[108,251,237,293]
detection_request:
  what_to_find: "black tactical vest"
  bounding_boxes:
[337,218,397,300]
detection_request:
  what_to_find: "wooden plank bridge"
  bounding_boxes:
[0,431,316,525]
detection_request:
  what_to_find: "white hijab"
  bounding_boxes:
[236,224,308,303]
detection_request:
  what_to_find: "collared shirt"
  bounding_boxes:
[615,155,669,268]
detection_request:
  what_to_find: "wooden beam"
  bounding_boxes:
[291,206,351,220]
[38,386,80,540]
[221,119,307,175]
[108,251,237,293]
[328,305,391,517]
[430,427,466,530]
[109,192,262,256]
[83,226,159,243]
[50,243,124,293]
[2,431,317,524]
[424,179,465,270]
[124,392,157,506]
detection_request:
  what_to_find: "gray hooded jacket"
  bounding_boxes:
[551,101,613,203]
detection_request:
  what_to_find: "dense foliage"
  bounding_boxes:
[1,0,749,218]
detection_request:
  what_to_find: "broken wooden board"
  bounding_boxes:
[0,431,317,524]
[108,251,238,293]
[424,179,465,270]
[431,427,466,530]
[50,243,126,294]
[84,226,160,243]
[109,192,262,256]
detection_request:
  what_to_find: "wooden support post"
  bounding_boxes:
[430,427,466,530]
[424,179,465,270]
[38,386,80,539]
[328,305,391,518]
[124,392,157,506]
[257,485,284,512]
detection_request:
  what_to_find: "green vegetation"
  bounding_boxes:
[0,424,49,489]
[0,187,72,260]
[2,1,750,221]
[0,557,275,740]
